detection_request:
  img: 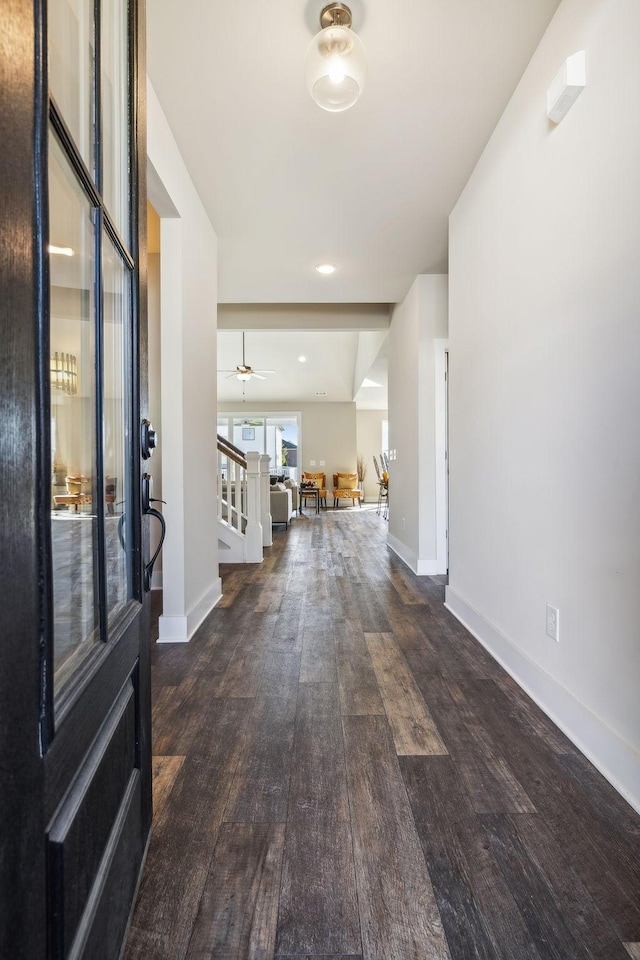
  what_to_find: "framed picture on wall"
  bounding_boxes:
[242,427,255,441]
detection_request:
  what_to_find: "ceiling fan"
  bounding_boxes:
[218,332,275,382]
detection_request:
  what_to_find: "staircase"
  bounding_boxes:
[216,436,272,563]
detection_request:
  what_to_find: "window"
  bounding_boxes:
[48,0,134,707]
[217,414,300,481]
[382,419,389,457]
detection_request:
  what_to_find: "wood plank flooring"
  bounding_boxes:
[125,507,640,960]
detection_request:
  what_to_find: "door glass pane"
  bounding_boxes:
[102,0,130,239]
[49,0,95,175]
[49,129,99,693]
[103,234,132,624]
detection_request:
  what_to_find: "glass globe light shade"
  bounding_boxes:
[305,24,367,112]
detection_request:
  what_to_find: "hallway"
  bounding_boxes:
[125,508,640,960]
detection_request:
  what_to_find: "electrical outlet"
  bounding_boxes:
[546,603,559,642]
[310,460,316,466]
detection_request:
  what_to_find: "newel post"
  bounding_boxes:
[245,452,263,563]
[260,454,273,547]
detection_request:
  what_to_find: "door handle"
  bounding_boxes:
[141,418,157,460]
[142,471,166,592]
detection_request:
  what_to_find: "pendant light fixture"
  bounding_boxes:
[305,3,367,112]
[50,351,78,396]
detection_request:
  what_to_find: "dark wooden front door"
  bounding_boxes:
[0,2,151,958]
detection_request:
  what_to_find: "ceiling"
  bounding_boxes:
[147,0,561,404]
[216,305,389,407]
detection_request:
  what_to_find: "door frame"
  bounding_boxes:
[434,338,449,575]
[0,1,47,955]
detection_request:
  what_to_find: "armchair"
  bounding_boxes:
[301,471,327,508]
[332,473,362,507]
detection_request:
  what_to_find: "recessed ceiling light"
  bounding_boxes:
[315,263,336,275]
[298,355,307,363]
[49,244,74,257]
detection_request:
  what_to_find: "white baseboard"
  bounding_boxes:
[157,615,188,643]
[157,577,223,644]
[445,585,640,815]
[387,533,418,573]
[187,578,223,638]
[387,533,438,576]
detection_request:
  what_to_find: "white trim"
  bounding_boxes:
[157,615,188,643]
[445,586,640,815]
[387,533,418,573]
[434,339,449,575]
[158,217,186,618]
[387,533,439,576]
[187,579,223,637]
[158,578,222,644]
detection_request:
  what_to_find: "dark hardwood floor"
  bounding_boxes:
[125,506,640,960]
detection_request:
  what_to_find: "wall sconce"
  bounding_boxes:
[305,3,367,112]
[51,351,78,396]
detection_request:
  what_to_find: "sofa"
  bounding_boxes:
[270,481,297,528]
[284,478,299,513]
[270,477,298,509]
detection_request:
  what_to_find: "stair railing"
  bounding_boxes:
[217,435,247,534]
[216,435,266,562]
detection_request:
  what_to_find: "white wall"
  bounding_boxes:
[388,275,448,573]
[356,409,388,502]
[218,401,357,493]
[147,249,162,586]
[447,0,640,811]
[147,80,221,641]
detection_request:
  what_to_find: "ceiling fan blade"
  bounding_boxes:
[224,333,273,381]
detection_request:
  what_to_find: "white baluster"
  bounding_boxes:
[233,460,242,532]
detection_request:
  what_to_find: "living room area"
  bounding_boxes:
[217,310,390,533]
[217,405,389,532]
